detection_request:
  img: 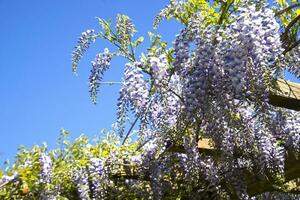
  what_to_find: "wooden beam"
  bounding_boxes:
[269,79,300,111]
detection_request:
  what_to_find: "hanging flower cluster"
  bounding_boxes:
[89,48,112,104]
[72,29,96,73]
[39,153,53,184]
[116,14,136,43]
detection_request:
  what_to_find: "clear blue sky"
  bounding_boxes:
[0,0,298,165]
[0,0,182,164]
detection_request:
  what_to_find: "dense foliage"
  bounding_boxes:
[1,0,300,199]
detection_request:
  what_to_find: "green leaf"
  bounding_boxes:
[133,36,144,47]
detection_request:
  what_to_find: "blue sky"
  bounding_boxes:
[0,0,299,166]
[0,0,181,164]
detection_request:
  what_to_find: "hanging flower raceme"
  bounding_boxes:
[236,5,283,66]
[115,62,149,136]
[284,110,300,152]
[87,158,109,199]
[74,168,91,200]
[72,29,96,73]
[146,54,183,130]
[89,48,112,104]
[173,28,191,77]
[116,14,136,43]
[148,91,182,130]
[118,62,149,115]
[148,54,169,88]
[226,5,282,101]
[282,46,300,79]
[183,27,216,117]
[39,153,53,184]
[39,153,58,200]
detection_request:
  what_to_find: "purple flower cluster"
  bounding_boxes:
[173,29,191,76]
[89,48,112,104]
[116,15,135,42]
[39,153,53,184]
[282,46,300,79]
[233,5,283,66]
[182,26,215,116]
[149,54,169,88]
[39,153,58,200]
[149,93,182,130]
[228,5,282,98]
[118,62,149,114]
[88,158,106,199]
[75,168,91,200]
[142,54,184,130]
[284,111,300,151]
[153,0,184,28]
[72,29,96,73]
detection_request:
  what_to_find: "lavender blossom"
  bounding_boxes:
[282,46,300,79]
[173,28,191,76]
[75,168,91,200]
[39,153,53,184]
[88,158,105,199]
[89,48,112,104]
[149,54,169,88]
[39,153,58,200]
[118,62,149,114]
[284,111,300,151]
[153,0,184,28]
[116,15,135,42]
[72,29,96,73]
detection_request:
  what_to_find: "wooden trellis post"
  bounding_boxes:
[269,79,300,111]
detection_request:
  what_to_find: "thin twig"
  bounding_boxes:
[282,79,298,99]
[283,39,300,54]
[95,81,123,85]
[217,1,233,25]
[275,3,300,17]
[135,136,155,152]
[0,176,18,189]
[122,115,140,145]
[168,88,185,103]
[281,14,300,41]
[123,96,155,147]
